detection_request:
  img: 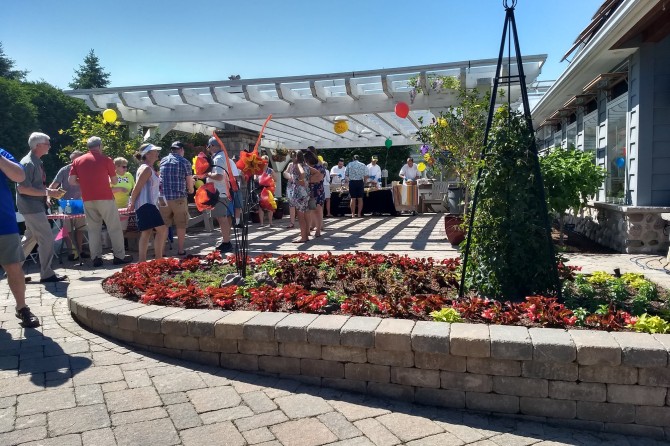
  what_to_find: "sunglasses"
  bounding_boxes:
[119,166,128,169]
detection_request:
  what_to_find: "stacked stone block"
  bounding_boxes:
[69,289,670,440]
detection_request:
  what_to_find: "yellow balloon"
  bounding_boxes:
[417,162,426,172]
[102,109,117,123]
[334,121,348,134]
[194,180,204,189]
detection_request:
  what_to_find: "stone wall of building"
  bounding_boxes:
[563,203,670,254]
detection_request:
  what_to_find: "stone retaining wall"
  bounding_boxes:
[564,203,670,254]
[69,287,670,440]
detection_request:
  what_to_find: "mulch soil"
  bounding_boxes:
[552,227,617,254]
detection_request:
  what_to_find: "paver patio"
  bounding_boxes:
[1,215,668,445]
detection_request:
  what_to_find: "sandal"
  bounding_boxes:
[287,224,295,228]
[292,238,309,243]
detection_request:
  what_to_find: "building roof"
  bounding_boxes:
[65,55,546,150]
[532,0,664,128]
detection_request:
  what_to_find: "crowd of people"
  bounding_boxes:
[0,132,421,327]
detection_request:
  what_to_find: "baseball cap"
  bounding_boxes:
[140,143,161,156]
[171,141,185,150]
[371,156,378,161]
[338,158,344,162]
[207,137,220,148]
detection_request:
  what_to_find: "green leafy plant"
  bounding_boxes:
[630,313,670,334]
[430,307,463,323]
[540,145,606,244]
[416,87,490,213]
[60,112,162,165]
[465,106,558,300]
[408,74,460,99]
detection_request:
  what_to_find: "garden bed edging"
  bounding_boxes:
[68,285,670,440]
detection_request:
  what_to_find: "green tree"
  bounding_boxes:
[540,145,606,244]
[416,86,495,214]
[69,49,110,89]
[22,82,90,178]
[317,146,412,184]
[60,113,162,169]
[0,42,28,81]
[0,77,36,152]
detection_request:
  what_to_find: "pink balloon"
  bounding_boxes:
[395,102,409,119]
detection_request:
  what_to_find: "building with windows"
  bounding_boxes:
[532,0,670,254]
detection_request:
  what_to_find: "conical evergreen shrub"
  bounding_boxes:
[465,106,557,301]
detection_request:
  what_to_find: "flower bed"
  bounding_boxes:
[103,252,670,333]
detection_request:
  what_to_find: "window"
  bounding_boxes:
[566,122,577,149]
[583,110,597,157]
[605,96,627,204]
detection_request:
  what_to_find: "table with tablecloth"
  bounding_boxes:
[391,182,419,213]
[47,208,136,263]
[329,188,398,216]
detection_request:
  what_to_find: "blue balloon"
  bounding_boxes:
[615,157,625,168]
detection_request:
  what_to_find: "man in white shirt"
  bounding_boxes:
[399,157,420,184]
[366,156,382,188]
[205,137,234,253]
[330,158,346,185]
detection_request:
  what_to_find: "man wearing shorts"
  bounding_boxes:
[49,150,89,261]
[0,147,40,327]
[205,137,234,253]
[345,154,368,218]
[159,141,194,255]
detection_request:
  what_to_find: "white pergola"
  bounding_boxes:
[66,55,546,150]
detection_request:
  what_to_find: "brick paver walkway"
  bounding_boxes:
[1,215,668,445]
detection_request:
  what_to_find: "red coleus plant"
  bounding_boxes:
[101,252,639,331]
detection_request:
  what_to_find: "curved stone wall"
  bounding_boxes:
[69,285,670,440]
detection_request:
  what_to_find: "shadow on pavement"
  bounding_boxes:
[1,326,93,387]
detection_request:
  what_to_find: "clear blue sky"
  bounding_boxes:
[1,0,602,89]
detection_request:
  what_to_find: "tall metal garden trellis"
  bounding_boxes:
[458,0,561,299]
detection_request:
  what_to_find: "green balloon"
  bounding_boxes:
[385,138,392,149]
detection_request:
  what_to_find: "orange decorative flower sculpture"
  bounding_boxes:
[194,152,211,177]
[236,150,267,180]
[259,188,277,211]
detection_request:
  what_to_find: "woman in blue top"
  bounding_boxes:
[128,144,168,262]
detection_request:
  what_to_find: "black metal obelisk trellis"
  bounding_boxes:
[231,178,259,279]
[458,0,561,299]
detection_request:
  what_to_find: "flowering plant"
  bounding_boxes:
[101,252,668,332]
[415,87,492,213]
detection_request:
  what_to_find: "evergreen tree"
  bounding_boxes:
[0,42,28,81]
[69,49,110,89]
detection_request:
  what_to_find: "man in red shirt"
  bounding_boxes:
[69,136,131,267]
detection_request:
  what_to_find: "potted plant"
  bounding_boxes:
[273,197,287,220]
[416,85,491,244]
